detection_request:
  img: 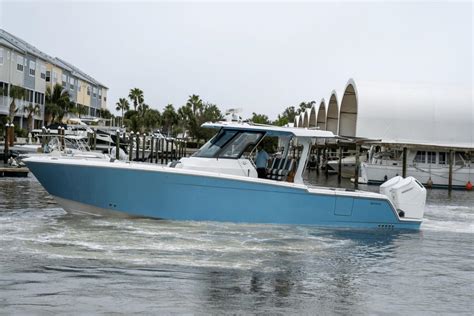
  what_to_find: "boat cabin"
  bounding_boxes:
[174,121,335,184]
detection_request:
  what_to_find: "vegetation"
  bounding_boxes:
[45,84,74,124]
[24,103,40,131]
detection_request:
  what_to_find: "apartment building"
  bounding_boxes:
[0,29,108,129]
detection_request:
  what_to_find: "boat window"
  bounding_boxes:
[193,129,238,158]
[427,151,436,164]
[414,151,426,163]
[438,152,446,165]
[219,132,263,159]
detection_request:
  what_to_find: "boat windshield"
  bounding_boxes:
[193,129,264,159]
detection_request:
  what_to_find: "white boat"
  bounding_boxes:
[327,154,367,177]
[24,121,426,230]
[360,147,473,189]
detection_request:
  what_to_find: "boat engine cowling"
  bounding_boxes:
[380,176,426,220]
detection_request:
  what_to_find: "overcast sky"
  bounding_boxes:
[1,1,472,119]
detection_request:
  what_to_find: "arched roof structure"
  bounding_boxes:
[316,99,326,130]
[294,115,300,127]
[303,108,311,127]
[339,79,473,148]
[298,114,304,128]
[309,106,317,127]
[326,90,340,135]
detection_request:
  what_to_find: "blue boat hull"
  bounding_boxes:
[26,160,421,230]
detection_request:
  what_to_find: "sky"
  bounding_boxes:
[0,0,472,120]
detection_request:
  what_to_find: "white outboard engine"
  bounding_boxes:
[380,176,426,219]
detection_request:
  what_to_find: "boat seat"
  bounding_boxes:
[267,158,295,181]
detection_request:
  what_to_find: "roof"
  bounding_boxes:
[202,121,336,138]
[0,29,107,88]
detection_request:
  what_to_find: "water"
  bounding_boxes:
[1,173,473,314]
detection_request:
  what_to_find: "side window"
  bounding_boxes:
[427,151,436,164]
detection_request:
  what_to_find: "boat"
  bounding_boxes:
[24,121,426,229]
[360,146,473,189]
[326,154,367,177]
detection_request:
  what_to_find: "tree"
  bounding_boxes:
[143,108,161,131]
[296,101,315,115]
[115,98,130,127]
[137,103,150,117]
[161,104,179,136]
[250,112,270,125]
[0,85,27,123]
[45,84,72,123]
[273,106,296,126]
[24,103,40,132]
[75,104,88,118]
[128,88,144,111]
[186,94,203,116]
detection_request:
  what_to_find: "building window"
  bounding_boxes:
[17,56,24,71]
[104,96,107,102]
[92,87,97,98]
[46,71,51,82]
[40,65,46,80]
[62,74,67,86]
[0,48,3,65]
[427,152,436,164]
[29,61,36,76]
[53,71,58,83]
[414,151,426,164]
[439,152,446,165]
[87,86,91,96]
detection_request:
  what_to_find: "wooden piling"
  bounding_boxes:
[129,132,134,161]
[155,138,159,163]
[165,139,169,164]
[150,136,154,162]
[115,130,120,160]
[135,132,140,161]
[160,138,164,164]
[448,150,453,192]
[354,144,361,190]
[3,123,9,163]
[324,147,329,178]
[338,145,343,184]
[402,147,407,178]
[142,133,146,161]
[8,124,14,147]
[93,130,97,150]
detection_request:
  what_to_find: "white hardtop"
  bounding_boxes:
[202,121,336,139]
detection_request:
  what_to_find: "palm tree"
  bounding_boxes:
[0,85,27,123]
[75,104,88,118]
[186,94,203,116]
[45,84,72,123]
[128,88,144,111]
[162,104,178,136]
[24,103,40,132]
[115,98,130,127]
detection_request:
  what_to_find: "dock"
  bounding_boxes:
[0,164,29,177]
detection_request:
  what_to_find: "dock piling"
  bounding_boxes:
[115,129,120,160]
[150,136,154,162]
[354,144,360,190]
[448,150,453,193]
[135,132,140,161]
[142,133,146,161]
[402,147,407,178]
[338,145,342,184]
[129,132,134,161]
[3,123,10,163]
